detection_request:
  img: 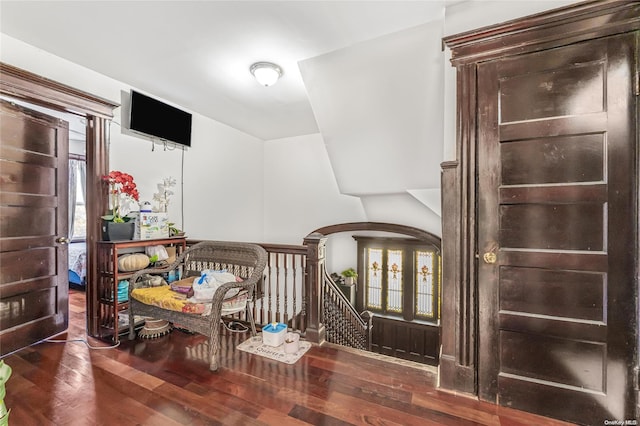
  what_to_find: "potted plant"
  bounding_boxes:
[101,170,139,241]
[0,360,11,426]
[341,268,358,286]
[168,222,185,237]
[152,176,176,213]
[330,272,345,286]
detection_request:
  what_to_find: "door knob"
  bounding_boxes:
[483,252,497,264]
[56,237,70,245]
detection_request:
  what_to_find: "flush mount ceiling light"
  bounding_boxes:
[250,62,282,87]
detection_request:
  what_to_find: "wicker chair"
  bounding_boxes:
[127,241,267,371]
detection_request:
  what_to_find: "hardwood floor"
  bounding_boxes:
[3,289,576,425]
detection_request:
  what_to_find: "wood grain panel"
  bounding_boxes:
[501,134,604,185]
[497,374,606,423]
[371,316,439,365]
[500,184,606,204]
[499,266,605,321]
[500,249,607,272]
[499,312,607,342]
[0,276,55,299]
[500,61,605,123]
[0,206,55,238]
[500,330,605,392]
[0,247,55,285]
[0,146,57,168]
[499,203,604,250]
[0,308,68,358]
[0,286,58,329]
[0,236,57,252]
[0,111,58,155]
[0,159,55,195]
[0,191,57,207]
[499,112,607,141]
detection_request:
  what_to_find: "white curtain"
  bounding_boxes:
[68,159,86,240]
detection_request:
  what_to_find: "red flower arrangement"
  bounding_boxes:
[102,170,139,223]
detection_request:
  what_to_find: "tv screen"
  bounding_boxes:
[129,90,192,147]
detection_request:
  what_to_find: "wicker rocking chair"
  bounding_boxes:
[128,241,267,371]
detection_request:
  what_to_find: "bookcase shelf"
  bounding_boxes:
[96,236,186,342]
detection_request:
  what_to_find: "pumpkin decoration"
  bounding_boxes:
[118,253,150,272]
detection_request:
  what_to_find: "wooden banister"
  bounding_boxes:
[302,233,326,345]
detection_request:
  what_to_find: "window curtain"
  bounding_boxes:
[68,158,86,240]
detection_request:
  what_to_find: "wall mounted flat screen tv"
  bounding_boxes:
[129,90,192,147]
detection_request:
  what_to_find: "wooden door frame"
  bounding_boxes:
[0,62,118,336]
[439,0,640,401]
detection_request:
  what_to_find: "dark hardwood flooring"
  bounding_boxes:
[3,289,576,425]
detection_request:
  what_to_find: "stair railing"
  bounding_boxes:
[302,232,373,350]
[322,269,373,350]
[189,235,373,351]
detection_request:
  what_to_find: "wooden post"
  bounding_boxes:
[440,159,476,394]
[86,115,110,336]
[361,310,373,351]
[303,232,327,345]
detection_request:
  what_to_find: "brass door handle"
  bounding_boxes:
[483,252,497,264]
[56,236,70,245]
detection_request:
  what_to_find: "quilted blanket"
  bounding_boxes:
[131,284,248,316]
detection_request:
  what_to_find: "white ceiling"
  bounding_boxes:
[0,1,456,140]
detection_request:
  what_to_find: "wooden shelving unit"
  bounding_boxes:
[96,237,186,342]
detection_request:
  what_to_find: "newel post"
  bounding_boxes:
[303,232,327,345]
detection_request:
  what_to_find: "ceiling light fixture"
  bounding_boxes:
[250,62,282,87]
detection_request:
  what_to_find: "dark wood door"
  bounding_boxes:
[0,99,69,356]
[477,33,637,424]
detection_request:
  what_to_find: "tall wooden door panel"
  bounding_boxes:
[477,33,637,424]
[0,99,69,356]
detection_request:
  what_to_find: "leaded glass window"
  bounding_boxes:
[366,248,383,309]
[415,250,434,318]
[357,237,440,323]
[386,250,403,313]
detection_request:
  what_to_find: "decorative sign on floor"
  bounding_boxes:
[237,335,311,364]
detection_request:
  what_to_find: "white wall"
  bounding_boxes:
[299,22,444,196]
[262,131,441,272]
[444,0,577,37]
[0,34,265,243]
[263,133,366,244]
[295,20,446,260]
[182,115,264,242]
[361,193,441,236]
